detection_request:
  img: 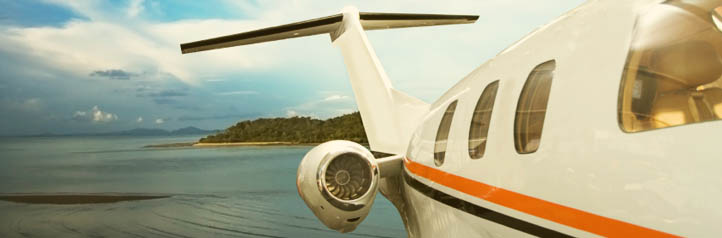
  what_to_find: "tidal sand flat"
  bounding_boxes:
[0,194,170,204]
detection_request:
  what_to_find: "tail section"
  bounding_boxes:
[181,6,478,154]
[330,7,434,154]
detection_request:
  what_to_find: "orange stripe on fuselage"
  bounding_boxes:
[403,157,679,238]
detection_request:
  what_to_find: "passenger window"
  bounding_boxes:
[618,1,722,132]
[514,60,555,154]
[468,81,499,159]
[434,100,457,166]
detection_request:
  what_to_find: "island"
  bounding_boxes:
[198,112,368,145]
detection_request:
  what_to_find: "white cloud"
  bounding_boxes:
[19,98,43,112]
[91,106,118,122]
[286,110,298,117]
[0,18,285,85]
[2,20,190,83]
[285,93,357,119]
[42,1,105,21]
[127,0,145,18]
[155,118,164,124]
[323,94,349,101]
[1,0,584,89]
[73,105,118,123]
[3,0,586,123]
[136,116,143,123]
[217,90,259,96]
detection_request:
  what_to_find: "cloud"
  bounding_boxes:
[152,98,177,105]
[73,105,118,123]
[177,113,257,121]
[21,98,43,111]
[127,0,145,18]
[155,118,165,124]
[0,6,303,85]
[323,94,349,101]
[2,98,44,113]
[136,116,143,123]
[2,0,585,91]
[90,69,135,80]
[217,90,259,96]
[139,89,189,105]
[284,93,356,119]
[147,89,188,97]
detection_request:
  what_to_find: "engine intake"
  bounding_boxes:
[296,140,379,233]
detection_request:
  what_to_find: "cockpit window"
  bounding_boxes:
[618,0,722,132]
[434,100,457,166]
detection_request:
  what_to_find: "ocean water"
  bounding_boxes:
[0,136,406,237]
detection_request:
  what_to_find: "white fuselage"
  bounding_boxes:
[400,0,720,237]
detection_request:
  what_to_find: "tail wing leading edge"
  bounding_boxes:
[180,10,477,54]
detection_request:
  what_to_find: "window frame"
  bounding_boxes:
[434,100,458,166]
[514,60,556,154]
[468,80,500,159]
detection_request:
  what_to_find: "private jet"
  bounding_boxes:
[181,0,722,236]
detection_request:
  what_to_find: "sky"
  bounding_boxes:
[0,0,586,135]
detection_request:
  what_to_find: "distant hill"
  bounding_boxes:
[200,112,367,144]
[96,126,219,136]
[170,126,214,135]
[19,126,219,137]
[101,128,168,136]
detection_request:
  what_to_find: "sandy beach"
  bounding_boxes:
[143,141,310,148]
[193,142,297,147]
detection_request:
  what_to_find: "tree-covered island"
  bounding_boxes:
[199,112,368,144]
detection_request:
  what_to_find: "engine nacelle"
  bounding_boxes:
[296,140,379,233]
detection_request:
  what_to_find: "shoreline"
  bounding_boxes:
[145,141,322,148]
[193,141,298,147]
[143,142,196,148]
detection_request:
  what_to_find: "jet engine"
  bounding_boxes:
[296,140,379,233]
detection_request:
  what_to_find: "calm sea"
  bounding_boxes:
[0,135,406,237]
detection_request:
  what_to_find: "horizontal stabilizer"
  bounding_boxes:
[180,12,477,54]
[181,6,477,154]
[359,12,478,30]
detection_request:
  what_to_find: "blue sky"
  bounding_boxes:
[0,0,585,135]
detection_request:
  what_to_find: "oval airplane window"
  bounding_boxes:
[514,60,555,154]
[434,100,457,166]
[469,81,499,159]
[618,0,722,132]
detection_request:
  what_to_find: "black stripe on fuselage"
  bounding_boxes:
[403,170,574,237]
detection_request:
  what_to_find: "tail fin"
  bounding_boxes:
[181,6,478,154]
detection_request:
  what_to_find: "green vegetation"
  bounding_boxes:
[199,112,367,144]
